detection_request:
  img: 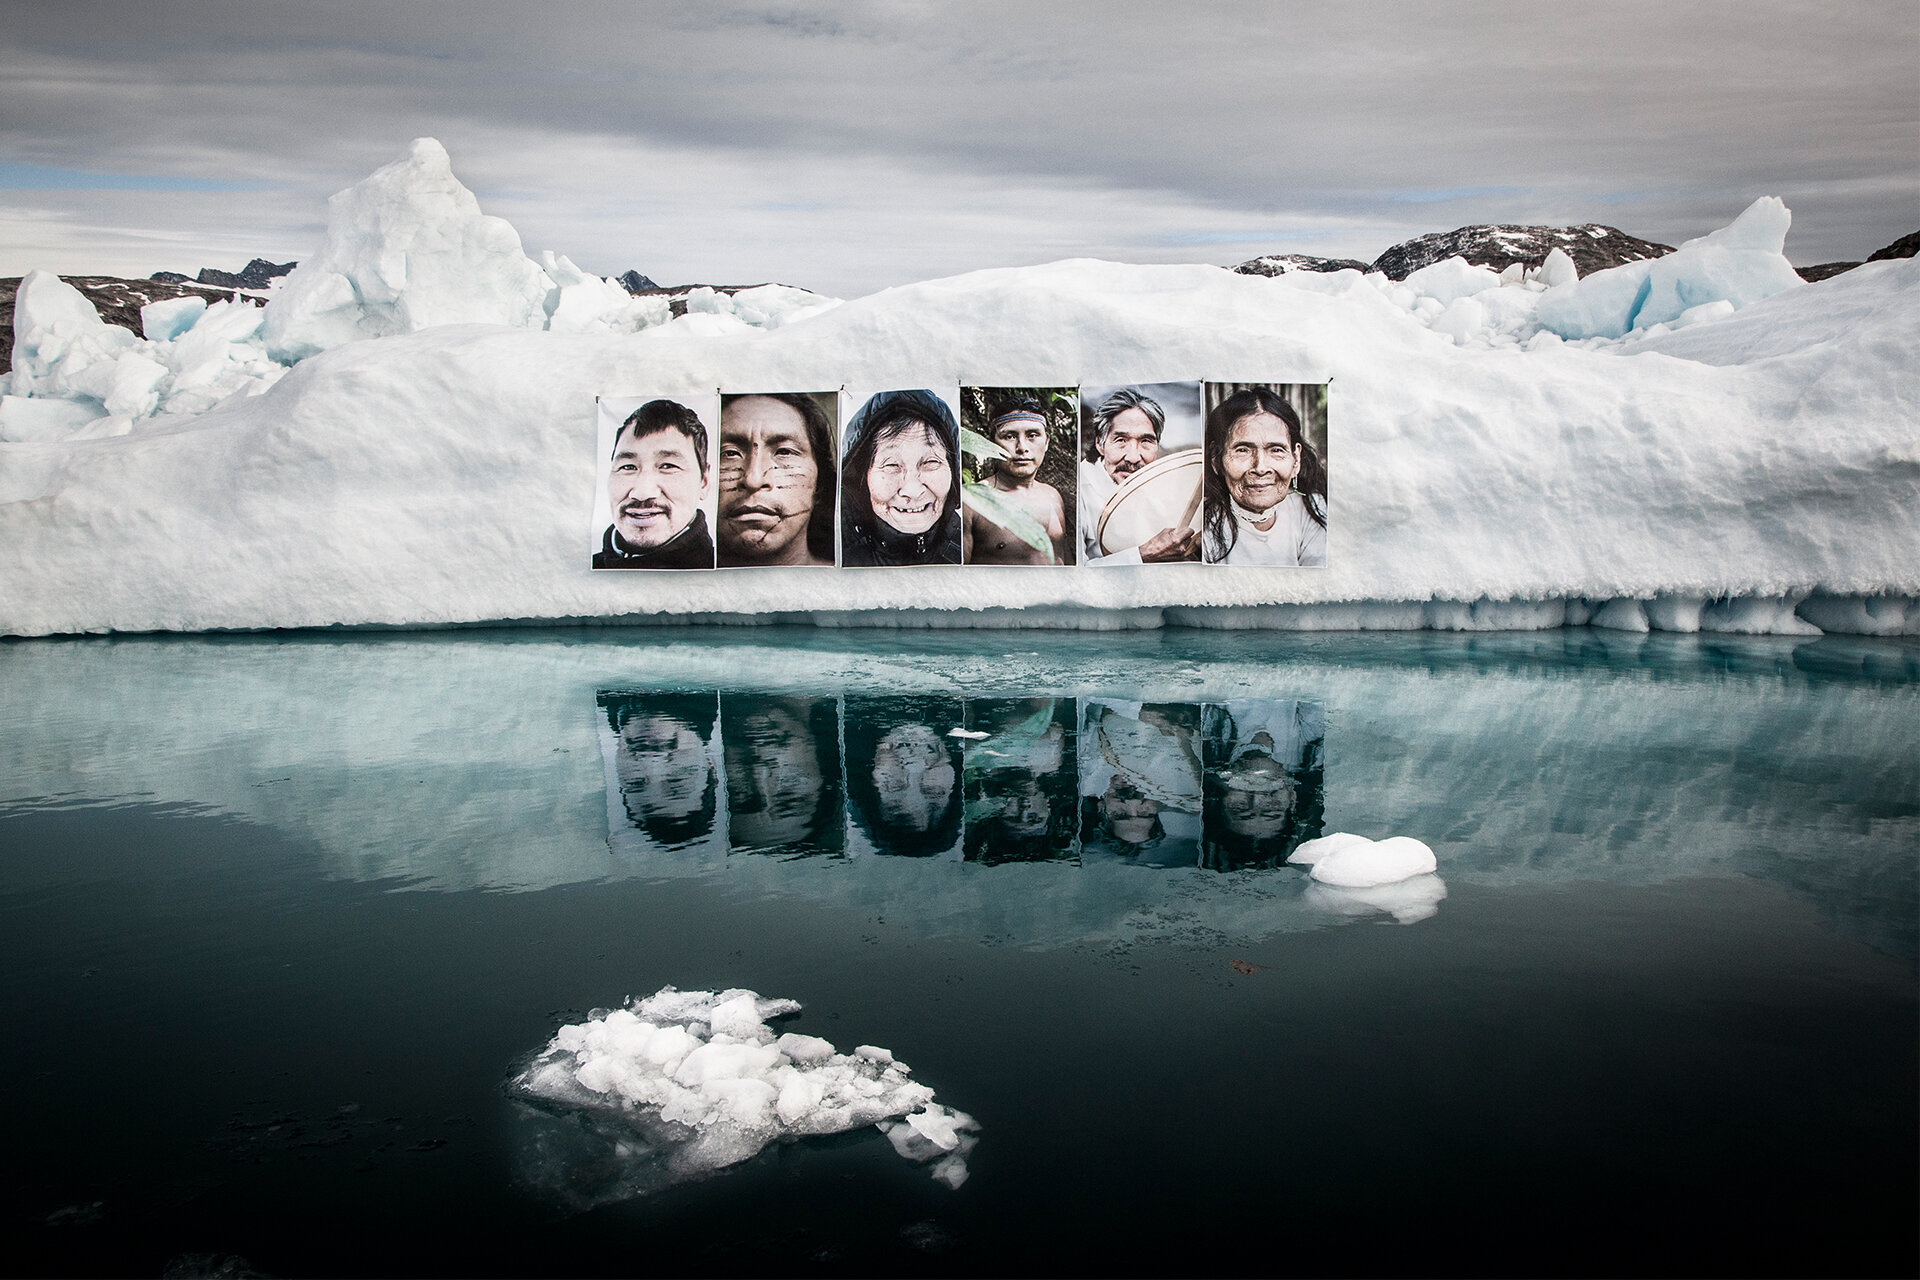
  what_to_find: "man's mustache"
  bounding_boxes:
[619,501,669,516]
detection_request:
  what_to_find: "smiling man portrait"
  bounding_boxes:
[593,397,717,570]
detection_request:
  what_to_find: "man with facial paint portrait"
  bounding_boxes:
[715,393,837,567]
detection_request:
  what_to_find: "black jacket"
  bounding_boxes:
[843,508,963,567]
[593,510,715,570]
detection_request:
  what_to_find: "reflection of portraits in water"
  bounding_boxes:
[962,698,1078,865]
[721,694,844,857]
[844,696,964,856]
[1078,700,1204,867]
[1201,385,1328,567]
[599,691,718,848]
[1200,700,1325,870]
[840,390,963,567]
[716,393,837,568]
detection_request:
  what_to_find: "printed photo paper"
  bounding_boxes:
[839,387,965,567]
[591,394,721,570]
[1077,381,1204,565]
[715,392,840,568]
[960,386,1079,566]
[1199,382,1329,567]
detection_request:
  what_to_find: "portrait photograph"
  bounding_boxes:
[590,393,721,571]
[714,392,840,569]
[1076,380,1205,565]
[1199,382,1329,567]
[839,387,965,567]
[959,386,1079,566]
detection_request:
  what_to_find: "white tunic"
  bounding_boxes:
[1206,492,1326,566]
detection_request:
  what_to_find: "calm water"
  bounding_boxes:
[2,628,1915,1277]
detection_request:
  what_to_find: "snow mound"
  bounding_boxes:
[511,986,977,1197]
[1290,833,1438,886]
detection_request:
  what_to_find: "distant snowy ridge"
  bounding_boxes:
[0,138,1915,637]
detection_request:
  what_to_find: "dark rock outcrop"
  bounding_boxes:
[1866,229,1920,262]
[151,259,294,290]
[2,275,245,376]
[1793,229,1917,283]
[1234,253,1371,277]
[615,269,659,293]
[1369,224,1674,281]
[1797,261,1860,282]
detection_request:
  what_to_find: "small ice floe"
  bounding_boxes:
[947,728,990,739]
[1289,832,1436,885]
[510,987,976,1208]
[1290,833,1446,924]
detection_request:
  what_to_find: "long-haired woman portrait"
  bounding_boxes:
[1200,385,1328,566]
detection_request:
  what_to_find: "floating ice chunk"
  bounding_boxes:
[511,986,975,1205]
[140,295,207,342]
[1290,833,1437,886]
[261,138,553,362]
[882,1102,981,1188]
[948,728,990,739]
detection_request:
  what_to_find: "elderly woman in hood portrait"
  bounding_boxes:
[840,389,964,567]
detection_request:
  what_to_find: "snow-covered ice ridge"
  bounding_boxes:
[1,138,1915,636]
[512,986,978,1202]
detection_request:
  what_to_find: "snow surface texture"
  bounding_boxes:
[1,139,1915,636]
[511,986,978,1205]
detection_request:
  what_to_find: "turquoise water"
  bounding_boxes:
[2,629,1914,1275]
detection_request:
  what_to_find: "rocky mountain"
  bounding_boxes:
[1368,224,1675,281]
[1234,253,1373,277]
[1234,222,1675,281]
[0,274,248,376]
[1801,229,1920,282]
[614,269,659,293]
[151,258,296,290]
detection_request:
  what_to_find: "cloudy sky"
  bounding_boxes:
[2,1,1913,296]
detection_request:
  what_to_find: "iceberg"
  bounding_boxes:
[1,140,1914,636]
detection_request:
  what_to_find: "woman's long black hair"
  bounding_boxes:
[1201,387,1327,562]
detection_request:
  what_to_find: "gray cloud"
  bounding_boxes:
[1,0,1913,293]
